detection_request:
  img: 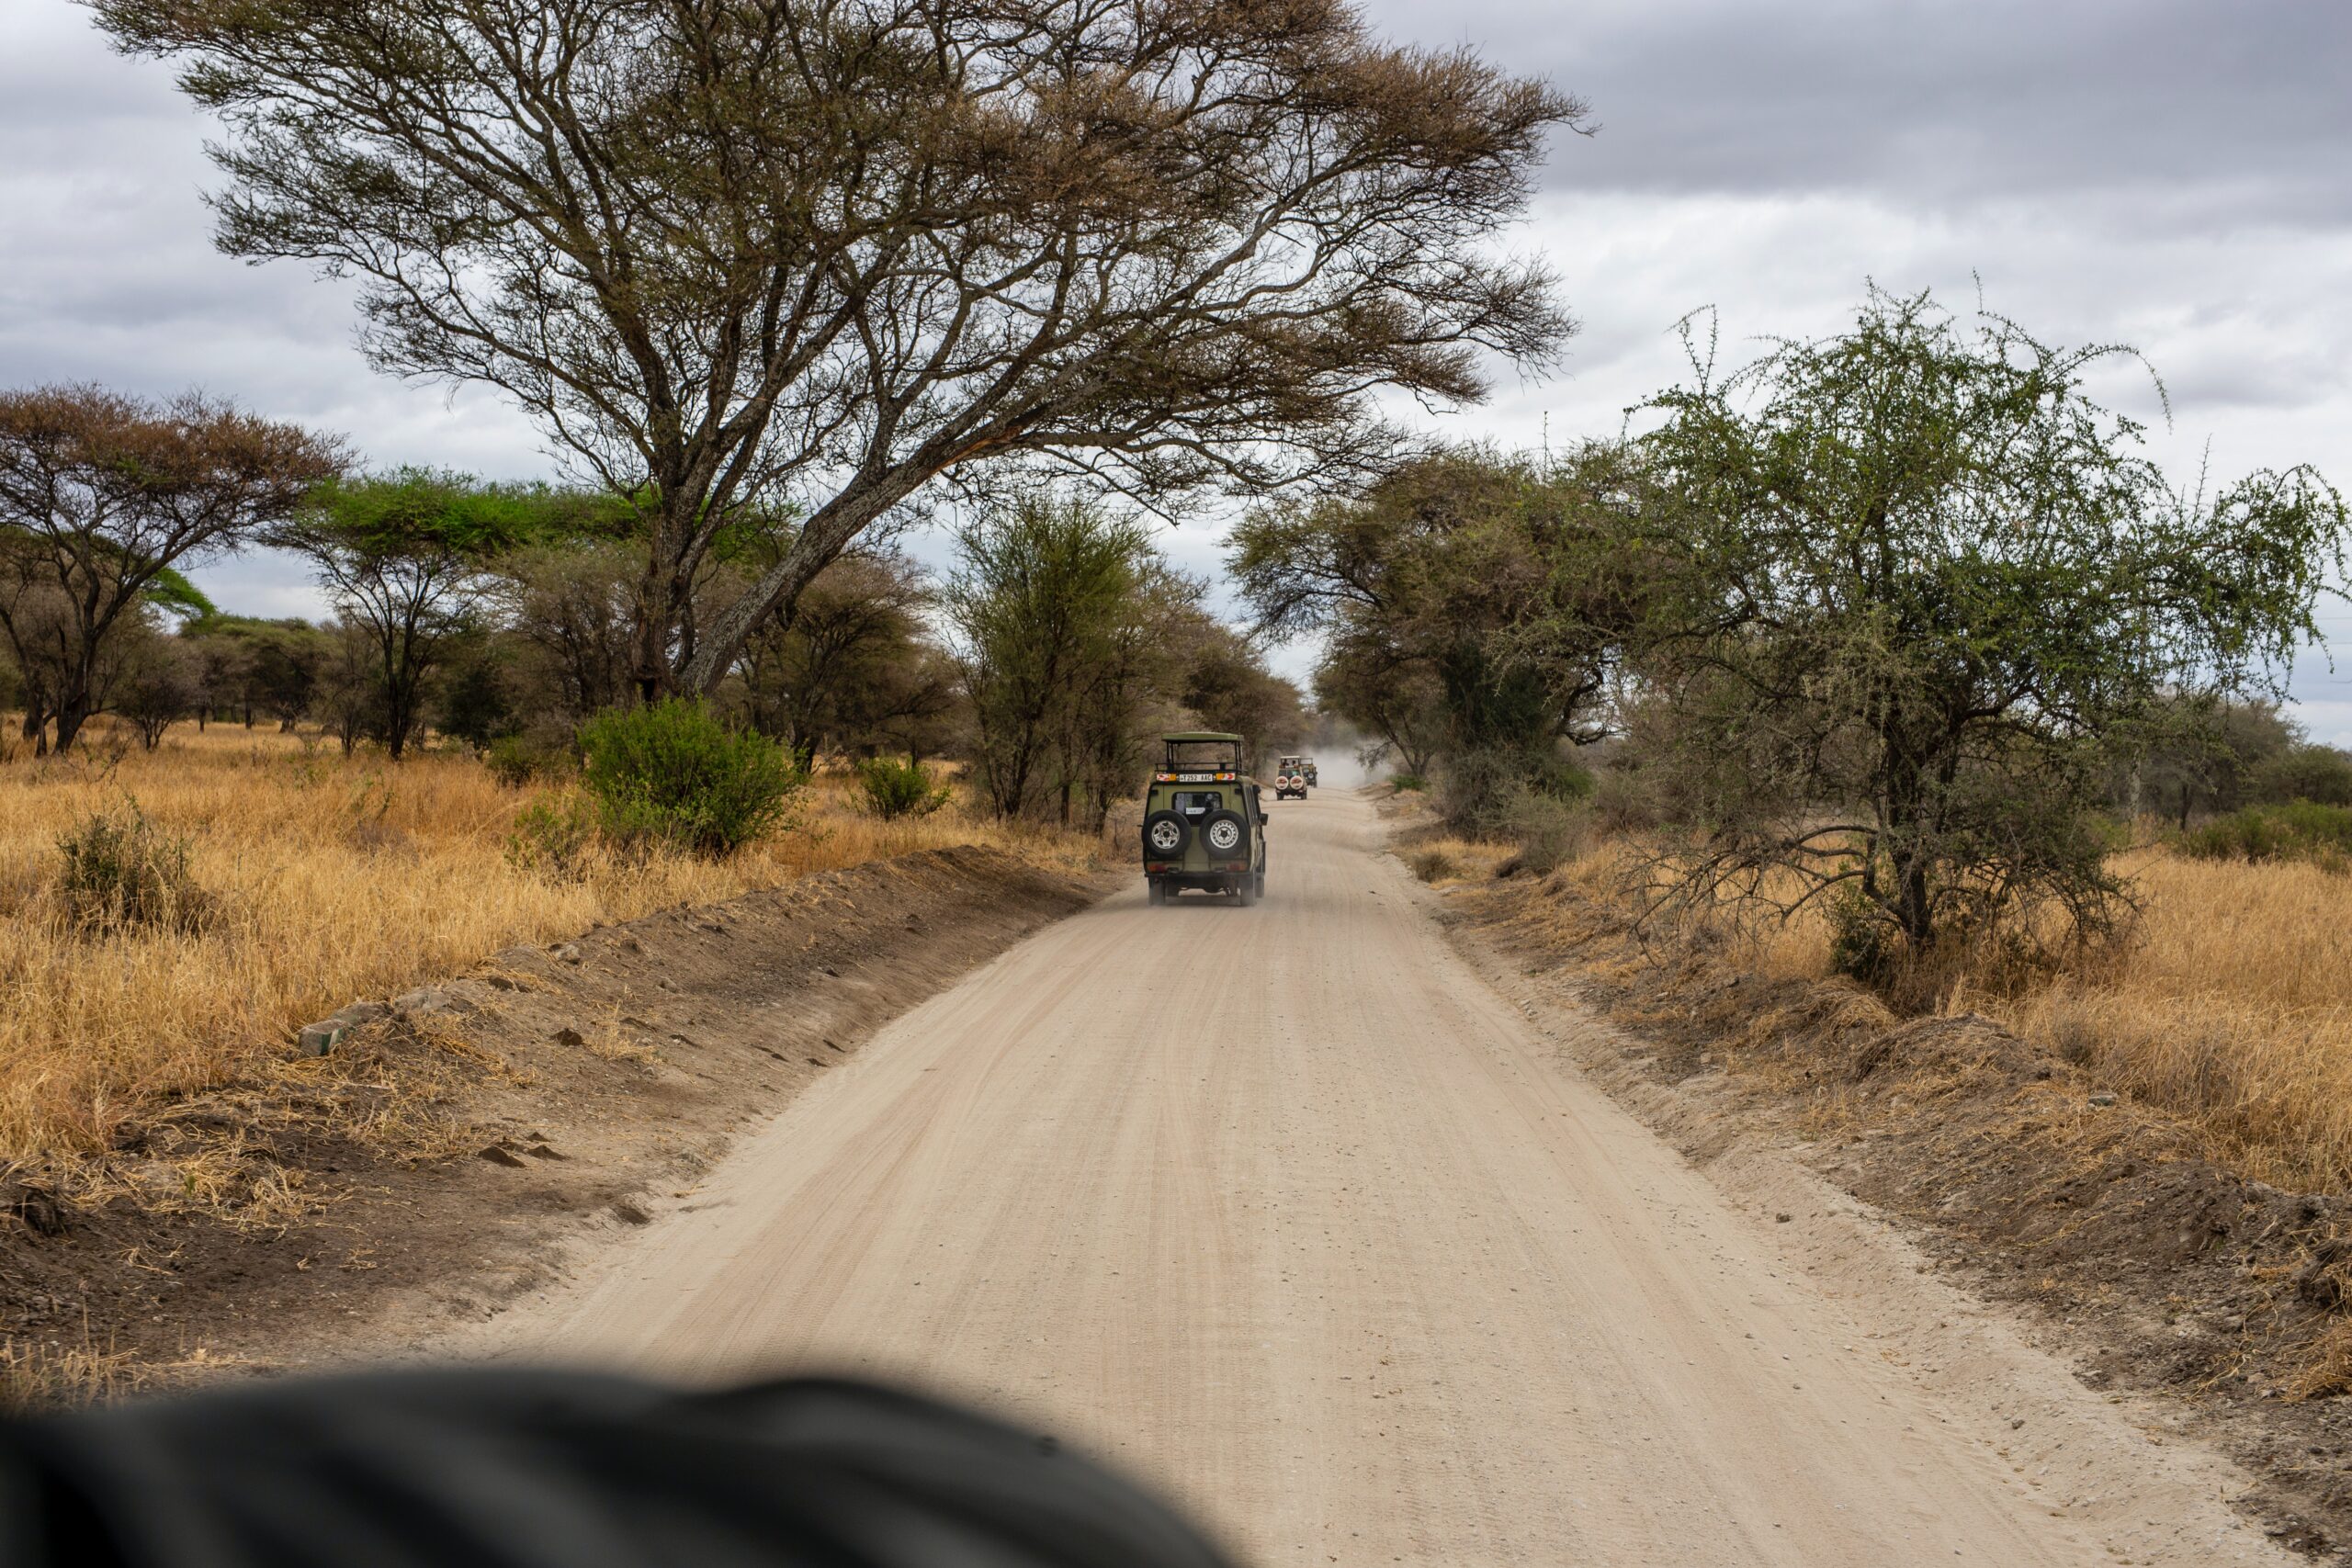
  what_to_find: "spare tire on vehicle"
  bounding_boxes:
[1142,811,1190,858]
[1200,810,1248,859]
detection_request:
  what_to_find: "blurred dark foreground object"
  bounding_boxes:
[0,1371,1238,1568]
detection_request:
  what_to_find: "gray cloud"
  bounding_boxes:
[1375,0,2352,222]
[4,1,2349,735]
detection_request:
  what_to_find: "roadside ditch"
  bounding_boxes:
[1,845,1114,1400]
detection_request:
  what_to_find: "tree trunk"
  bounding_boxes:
[51,695,92,754]
[1895,852,1934,949]
[679,477,924,695]
[634,559,691,703]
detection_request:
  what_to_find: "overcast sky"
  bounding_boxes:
[3,0,2348,736]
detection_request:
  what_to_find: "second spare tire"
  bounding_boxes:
[1200,810,1248,858]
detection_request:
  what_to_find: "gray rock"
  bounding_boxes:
[392,987,451,1017]
[296,998,395,1056]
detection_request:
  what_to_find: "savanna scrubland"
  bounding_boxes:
[1247,290,2352,1200]
[0,11,2346,1535]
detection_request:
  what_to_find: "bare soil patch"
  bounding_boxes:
[1404,831,2352,1559]
[1,846,1111,1400]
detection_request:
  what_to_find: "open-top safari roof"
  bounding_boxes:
[1159,732,1248,773]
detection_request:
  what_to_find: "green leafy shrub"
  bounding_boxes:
[576,699,803,857]
[1389,773,1429,794]
[505,792,599,880]
[483,734,573,789]
[56,808,209,931]
[1438,746,1591,837]
[2179,802,2352,869]
[1491,784,1592,876]
[855,756,951,820]
[1826,882,1899,986]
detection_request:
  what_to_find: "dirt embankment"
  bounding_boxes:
[1412,852,2352,1559]
[1,846,1112,1396]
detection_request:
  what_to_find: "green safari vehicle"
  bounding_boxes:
[1140,732,1267,906]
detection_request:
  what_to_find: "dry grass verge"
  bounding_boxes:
[1696,846,2352,1198]
[0,722,1102,1179]
[2,840,1114,1409]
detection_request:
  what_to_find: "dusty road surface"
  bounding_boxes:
[477,790,2289,1567]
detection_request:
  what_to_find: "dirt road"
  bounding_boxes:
[477,790,2290,1566]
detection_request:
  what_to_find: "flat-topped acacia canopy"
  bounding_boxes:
[97,0,1585,701]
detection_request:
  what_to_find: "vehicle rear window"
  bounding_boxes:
[1171,791,1224,815]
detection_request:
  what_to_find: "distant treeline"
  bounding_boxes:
[0,406,1308,829]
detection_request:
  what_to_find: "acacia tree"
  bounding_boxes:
[1169,615,1307,771]
[179,626,253,729]
[1631,288,2348,971]
[487,537,643,727]
[273,470,537,759]
[98,0,1583,699]
[737,549,952,767]
[1230,446,1657,819]
[1052,556,1201,829]
[0,386,340,751]
[1316,633,1443,780]
[945,491,1155,818]
[116,626,201,750]
[314,620,382,756]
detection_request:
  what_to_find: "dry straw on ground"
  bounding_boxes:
[0,722,1099,1170]
[1984,852,2352,1196]
[1714,848,2352,1193]
[1568,835,2352,1196]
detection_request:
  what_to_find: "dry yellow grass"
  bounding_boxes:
[1403,833,1517,885]
[1984,852,2352,1194]
[0,721,1101,1168]
[1692,846,2352,1194]
[1388,784,2352,1195]
[0,1337,253,1413]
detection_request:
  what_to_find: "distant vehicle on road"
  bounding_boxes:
[1273,755,1308,800]
[1142,732,1267,906]
[1302,757,1319,786]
